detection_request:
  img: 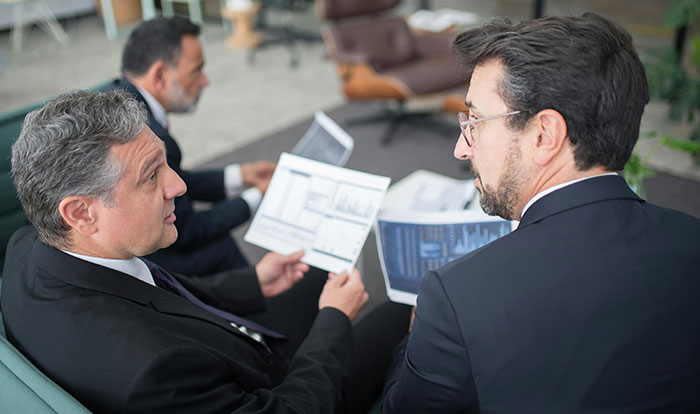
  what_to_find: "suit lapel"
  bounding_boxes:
[34,239,263,345]
[518,175,642,229]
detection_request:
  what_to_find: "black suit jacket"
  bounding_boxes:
[104,78,251,251]
[1,226,353,413]
[383,175,700,413]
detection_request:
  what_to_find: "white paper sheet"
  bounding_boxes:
[381,169,477,212]
[291,111,354,167]
[245,153,390,273]
[375,209,516,306]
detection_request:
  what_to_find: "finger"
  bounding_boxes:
[295,262,309,273]
[287,250,305,262]
[346,269,363,285]
[331,271,350,287]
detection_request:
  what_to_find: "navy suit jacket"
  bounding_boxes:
[104,78,251,251]
[384,175,700,413]
[2,226,353,413]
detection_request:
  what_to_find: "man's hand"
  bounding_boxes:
[409,306,416,331]
[255,250,309,298]
[241,160,276,194]
[318,269,369,322]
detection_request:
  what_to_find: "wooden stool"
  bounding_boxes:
[221,3,261,49]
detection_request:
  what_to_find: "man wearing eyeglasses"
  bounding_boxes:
[383,13,700,412]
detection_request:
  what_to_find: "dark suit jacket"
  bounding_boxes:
[103,78,251,252]
[1,226,353,413]
[383,175,700,413]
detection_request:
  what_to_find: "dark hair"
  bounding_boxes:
[121,17,200,76]
[453,13,649,171]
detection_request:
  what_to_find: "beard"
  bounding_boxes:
[473,141,525,220]
[165,78,201,113]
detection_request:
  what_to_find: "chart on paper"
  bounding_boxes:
[375,209,515,305]
[245,153,390,273]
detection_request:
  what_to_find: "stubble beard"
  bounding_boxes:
[165,79,201,113]
[474,142,525,221]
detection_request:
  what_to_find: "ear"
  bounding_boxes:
[58,196,99,236]
[143,60,170,94]
[530,109,568,166]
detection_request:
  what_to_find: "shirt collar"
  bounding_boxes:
[136,86,169,130]
[61,250,155,286]
[520,172,619,218]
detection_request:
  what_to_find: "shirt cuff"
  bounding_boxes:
[224,164,244,198]
[241,188,262,212]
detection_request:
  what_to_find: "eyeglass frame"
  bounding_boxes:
[458,110,521,147]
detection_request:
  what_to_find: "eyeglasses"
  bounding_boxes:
[458,110,521,147]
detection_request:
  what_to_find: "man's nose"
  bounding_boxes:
[454,133,473,160]
[165,167,187,199]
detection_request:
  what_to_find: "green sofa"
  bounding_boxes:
[0,103,39,280]
[0,102,90,413]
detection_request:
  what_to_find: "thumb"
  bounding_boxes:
[330,271,350,287]
[286,250,305,262]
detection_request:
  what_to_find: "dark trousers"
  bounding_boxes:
[248,267,412,414]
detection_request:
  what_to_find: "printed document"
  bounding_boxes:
[376,209,515,306]
[245,153,390,273]
[381,169,477,212]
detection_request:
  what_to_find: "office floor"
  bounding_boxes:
[0,0,698,180]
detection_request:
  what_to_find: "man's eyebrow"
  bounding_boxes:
[192,61,204,73]
[465,101,476,112]
[140,144,166,179]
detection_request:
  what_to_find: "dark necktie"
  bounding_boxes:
[142,259,284,340]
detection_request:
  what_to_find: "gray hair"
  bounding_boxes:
[11,89,147,248]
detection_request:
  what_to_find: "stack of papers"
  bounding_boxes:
[407,8,479,33]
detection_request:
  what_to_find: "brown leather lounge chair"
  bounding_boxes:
[316,0,469,144]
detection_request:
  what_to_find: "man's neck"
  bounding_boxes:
[126,75,159,103]
[126,75,169,129]
[65,237,131,261]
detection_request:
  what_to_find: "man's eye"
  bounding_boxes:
[148,170,158,182]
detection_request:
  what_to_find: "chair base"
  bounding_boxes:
[246,2,322,68]
[345,102,455,145]
[248,27,321,68]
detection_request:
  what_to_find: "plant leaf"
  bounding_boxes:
[660,135,700,153]
[692,37,700,67]
[665,0,700,28]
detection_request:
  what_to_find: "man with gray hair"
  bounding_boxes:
[2,89,409,413]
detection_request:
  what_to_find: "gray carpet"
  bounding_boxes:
[201,102,700,315]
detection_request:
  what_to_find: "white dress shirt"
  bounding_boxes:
[62,250,155,286]
[520,172,619,218]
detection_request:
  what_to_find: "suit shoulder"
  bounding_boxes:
[437,228,524,282]
[7,224,37,247]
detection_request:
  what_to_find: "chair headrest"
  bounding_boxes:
[317,0,401,20]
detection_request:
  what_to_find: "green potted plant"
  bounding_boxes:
[624,0,700,195]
